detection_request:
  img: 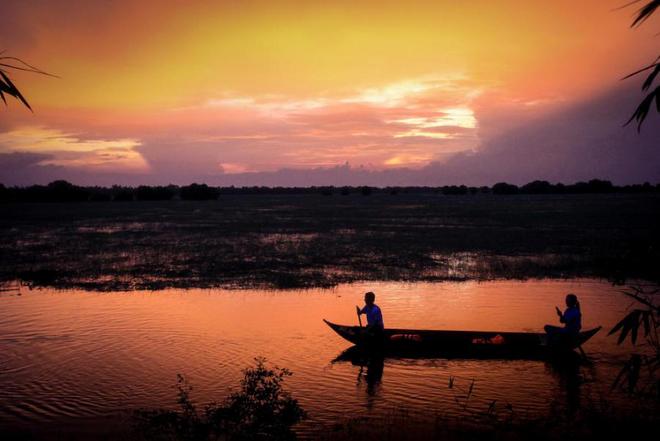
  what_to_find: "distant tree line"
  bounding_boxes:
[0,179,659,203]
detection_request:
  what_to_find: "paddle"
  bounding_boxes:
[356,305,363,327]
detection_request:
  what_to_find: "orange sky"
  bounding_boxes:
[0,0,657,184]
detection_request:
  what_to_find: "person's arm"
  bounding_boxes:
[556,306,565,323]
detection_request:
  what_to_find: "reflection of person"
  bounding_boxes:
[357,291,384,341]
[545,293,582,336]
[547,352,582,417]
[363,355,384,400]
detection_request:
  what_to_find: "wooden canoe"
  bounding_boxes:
[323,319,601,355]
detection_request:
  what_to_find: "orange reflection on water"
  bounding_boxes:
[0,280,634,437]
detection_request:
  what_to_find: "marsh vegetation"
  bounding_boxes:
[1,193,658,290]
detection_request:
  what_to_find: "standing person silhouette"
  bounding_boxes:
[357,291,384,344]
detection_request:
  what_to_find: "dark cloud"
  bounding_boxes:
[0,151,51,168]
[426,84,660,185]
[0,152,54,185]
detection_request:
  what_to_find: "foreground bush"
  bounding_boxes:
[133,358,305,441]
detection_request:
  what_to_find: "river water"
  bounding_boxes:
[0,279,641,438]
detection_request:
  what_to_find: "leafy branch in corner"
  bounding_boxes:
[619,1,660,130]
[0,51,56,111]
[608,284,660,398]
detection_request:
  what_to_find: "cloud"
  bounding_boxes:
[156,83,660,187]
[419,83,660,185]
[1,77,656,187]
[0,126,148,172]
[169,77,482,169]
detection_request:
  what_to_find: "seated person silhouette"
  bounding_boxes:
[545,293,582,343]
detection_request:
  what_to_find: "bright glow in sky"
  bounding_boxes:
[0,0,657,185]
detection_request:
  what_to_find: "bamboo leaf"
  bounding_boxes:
[0,54,54,112]
[642,64,660,91]
[0,79,12,105]
[631,315,639,344]
[642,311,651,337]
[608,310,633,336]
[621,57,660,80]
[614,310,642,345]
[0,70,32,111]
[618,322,632,345]
[0,56,59,77]
[612,363,628,390]
[624,88,658,131]
[631,0,660,27]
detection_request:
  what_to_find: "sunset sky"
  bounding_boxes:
[1,0,658,186]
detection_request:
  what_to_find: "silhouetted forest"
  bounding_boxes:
[1,179,659,203]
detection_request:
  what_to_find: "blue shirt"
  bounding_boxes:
[361,304,384,329]
[561,306,581,333]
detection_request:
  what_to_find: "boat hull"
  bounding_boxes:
[323,320,601,355]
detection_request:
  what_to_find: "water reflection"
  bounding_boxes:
[332,344,549,363]
[333,347,385,395]
[332,345,599,419]
[0,279,640,437]
[331,347,385,411]
[545,353,594,417]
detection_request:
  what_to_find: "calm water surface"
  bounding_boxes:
[0,280,639,437]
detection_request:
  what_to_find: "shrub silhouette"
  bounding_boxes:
[45,180,88,201]
[133,358,305,441]
[135,185,176,201]
[112,186,135,201]
[180,183,220,201]
[441,185,468,195]
[492,182,519,195]
[521,180,553,194]
[359,186,373,196]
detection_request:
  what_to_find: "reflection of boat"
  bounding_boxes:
[333,343,546,362]
[324,319,601,356]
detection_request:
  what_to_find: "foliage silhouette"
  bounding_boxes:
[620,1,659,130]
[1,179,659,203]
[492,182,519,195]
[135,185,177,201]
[133,358,305,441]
[180,183,220,201]
[608,284,660,399]
[0,51,55,111]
